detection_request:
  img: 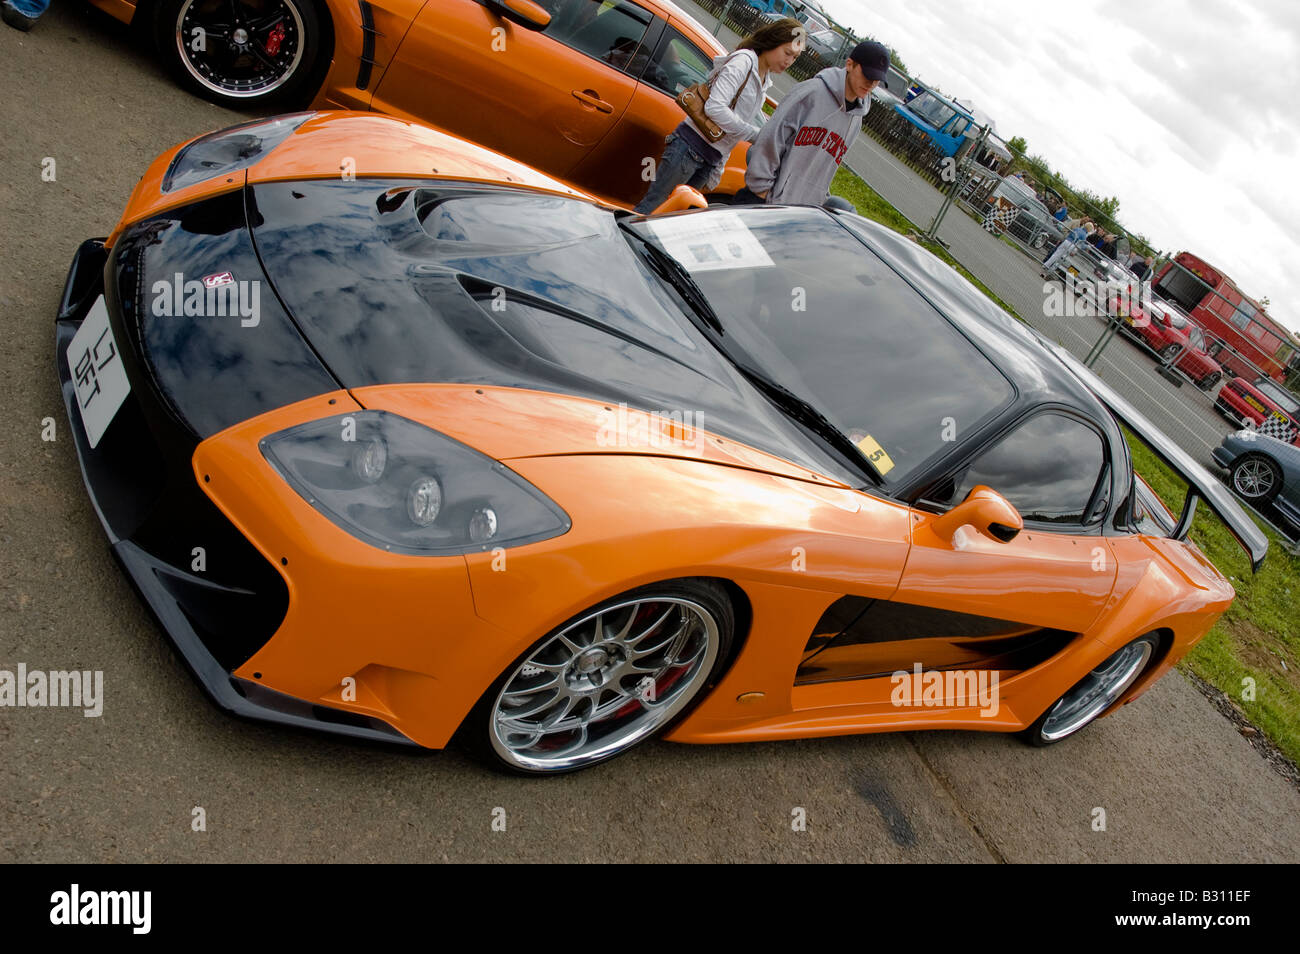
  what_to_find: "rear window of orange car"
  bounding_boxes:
[641,27,714,97]
[542,0,654,73]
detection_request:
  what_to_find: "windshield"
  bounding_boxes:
[1152,295,1186,324]
[1003,177,1034,197]
[1255,379,1300,415]
[630,207,1015,486]
[997,179,1038,207]
[906,93,958,129]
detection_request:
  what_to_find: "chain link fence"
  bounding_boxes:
[1150,258,1300,442]
[690,0,863,82]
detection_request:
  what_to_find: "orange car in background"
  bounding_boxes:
[87,0,749,206]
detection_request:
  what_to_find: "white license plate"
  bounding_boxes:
[68,296,130,449]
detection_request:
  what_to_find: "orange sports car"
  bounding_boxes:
[56,112,1267,774]
[89,0,751,206]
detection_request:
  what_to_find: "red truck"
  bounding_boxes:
[1152,251,1299,384]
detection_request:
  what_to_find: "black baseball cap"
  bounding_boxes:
[850,41,891,87]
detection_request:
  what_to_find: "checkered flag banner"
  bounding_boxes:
[982,204,1017,233]
[1258,414,1298,443]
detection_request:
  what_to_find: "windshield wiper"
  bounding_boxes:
[732,364,882,485]
[619,224,723,335]
[618,223,877,485]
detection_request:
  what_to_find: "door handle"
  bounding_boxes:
[571,89,614,113]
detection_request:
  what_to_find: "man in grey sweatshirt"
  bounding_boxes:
[744,41,892,207]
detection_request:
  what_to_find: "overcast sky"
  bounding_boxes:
[814,0,1299,335]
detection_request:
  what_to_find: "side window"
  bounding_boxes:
[641,27,714,96]
[542,0,653,73]
[928,413,1107,526]
[1236,299,1258,334]
[1230,305,1252,330]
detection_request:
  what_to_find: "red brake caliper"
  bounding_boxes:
[265,22,286,56]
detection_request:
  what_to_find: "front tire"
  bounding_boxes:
[1022,634,1160,746]
[154,0,326,108]
[463,579,735,775]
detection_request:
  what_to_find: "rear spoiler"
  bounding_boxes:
[1047,341,1269,572]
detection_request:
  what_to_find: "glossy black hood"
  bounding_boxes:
[109,190,339,440]
[244,178,852,480]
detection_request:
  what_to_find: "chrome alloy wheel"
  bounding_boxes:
[1039,637,1155,741]
[175,0,305,99]
[1233,457,1277,500]
[489,597,721,772]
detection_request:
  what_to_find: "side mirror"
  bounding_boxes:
[652,184,708,215]
[487,0,551,30]
[930,485,1023,545]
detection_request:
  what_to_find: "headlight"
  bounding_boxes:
[260,411,570,555]
[162,113,314,193]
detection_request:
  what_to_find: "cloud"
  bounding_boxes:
[815,0,1300,333]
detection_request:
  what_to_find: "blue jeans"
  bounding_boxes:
[6,0,50,16]
[1042,237,1077,273]
[634,129,722,214]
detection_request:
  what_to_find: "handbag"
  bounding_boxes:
[676,52,754,143]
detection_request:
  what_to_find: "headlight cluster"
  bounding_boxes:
[260,411,570,555]
[162,113,313,193]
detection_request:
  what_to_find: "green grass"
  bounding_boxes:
[829,158,1300,768]
[1126,433,1300,765]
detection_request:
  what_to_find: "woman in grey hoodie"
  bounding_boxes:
[633,19,805,214]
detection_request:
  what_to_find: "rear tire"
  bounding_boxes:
[154,0,328,108]
[1022,634,1159,746]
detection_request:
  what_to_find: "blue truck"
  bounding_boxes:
[893,89,976,157]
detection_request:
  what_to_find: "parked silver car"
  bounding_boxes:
[983,176,1064,249]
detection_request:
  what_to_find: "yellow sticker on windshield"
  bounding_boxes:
[856,435,895,475]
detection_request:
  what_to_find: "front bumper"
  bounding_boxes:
[54,239,416,748]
